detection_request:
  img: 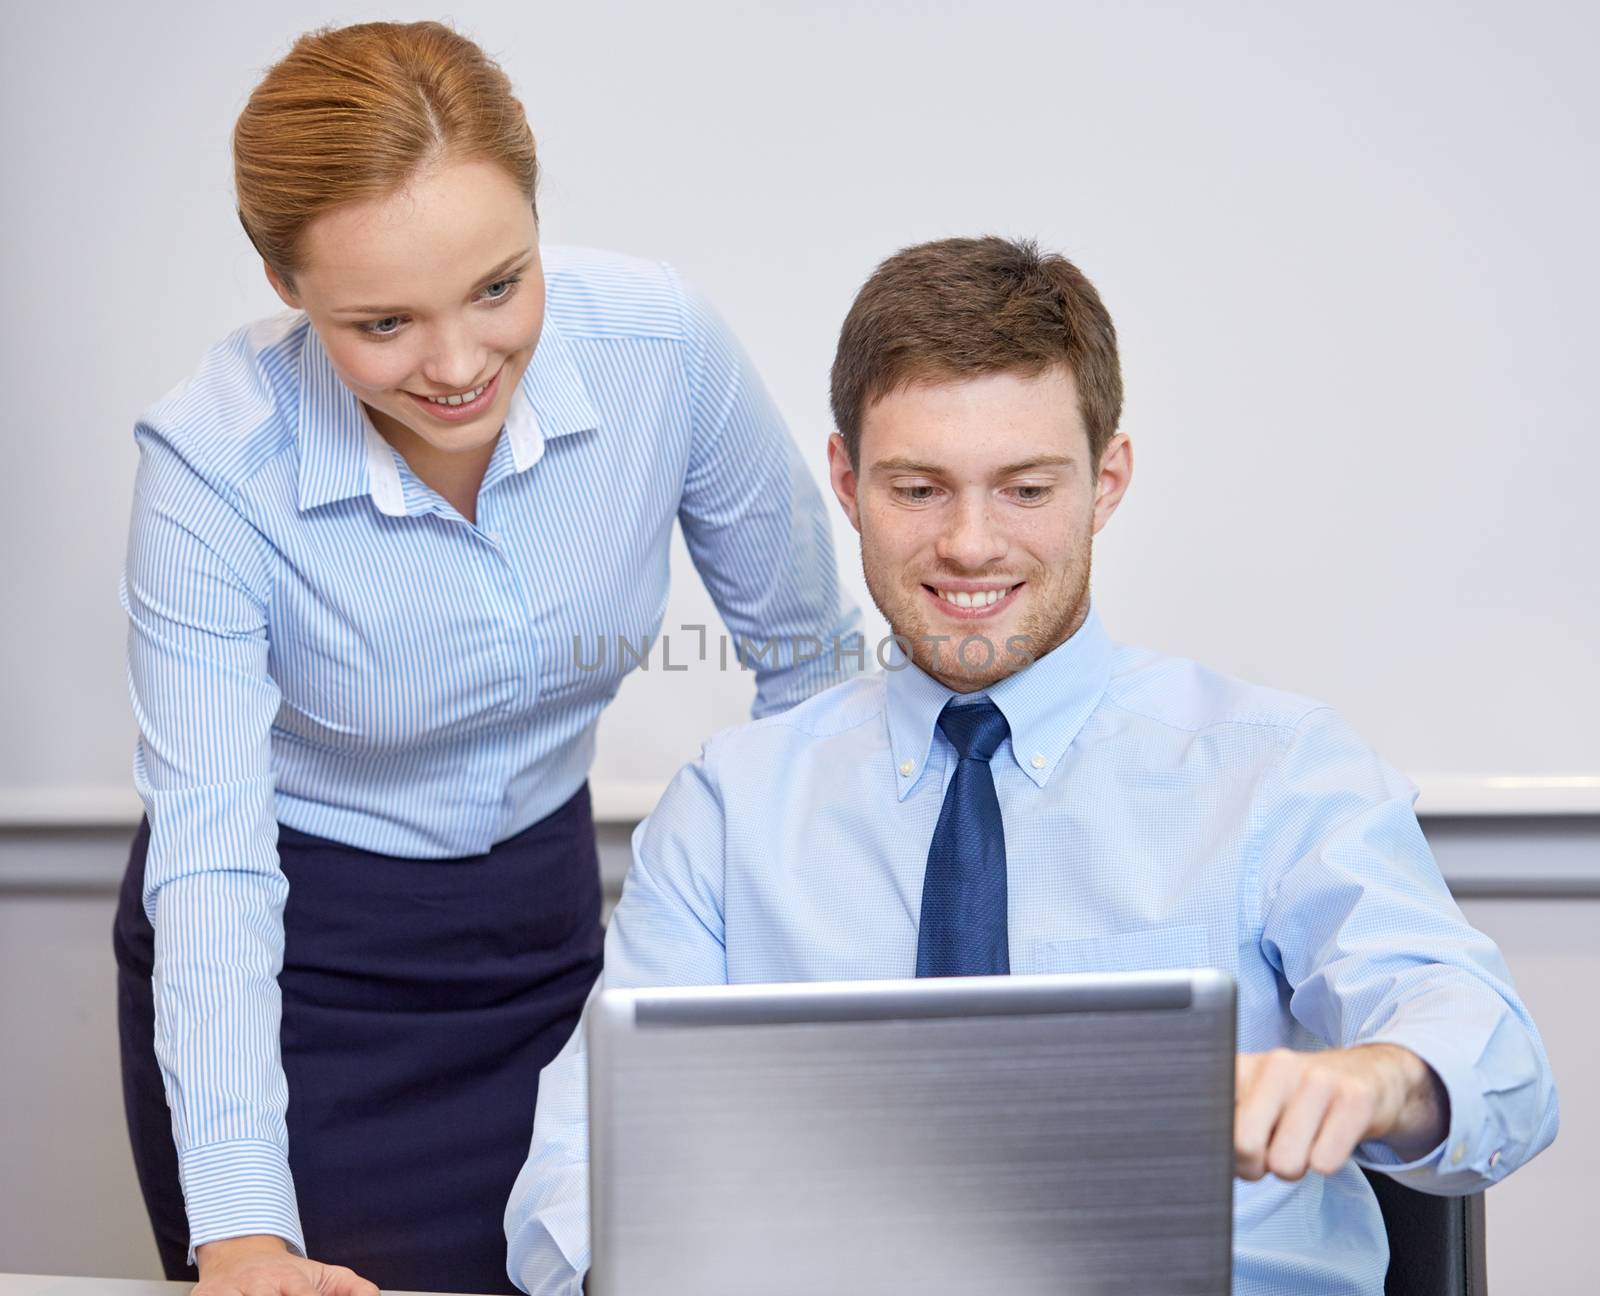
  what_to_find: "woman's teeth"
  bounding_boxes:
[936,587,1009,608]
[423,384,486,406]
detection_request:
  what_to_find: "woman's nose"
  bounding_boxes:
[421,323,487,391]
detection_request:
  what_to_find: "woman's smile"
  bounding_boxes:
[404,366,503,423]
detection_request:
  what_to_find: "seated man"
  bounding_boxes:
[505,236,1558,1295]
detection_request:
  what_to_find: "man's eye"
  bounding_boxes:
[895,485,938,502]
[1012,485,1051,503]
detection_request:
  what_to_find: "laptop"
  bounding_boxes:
[587,970,1235,1295]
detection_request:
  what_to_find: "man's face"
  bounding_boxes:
[829,367,1131,691]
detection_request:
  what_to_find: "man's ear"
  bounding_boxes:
[263,261,300,309]
[1091,433,1133,536]
[827,433,863,533]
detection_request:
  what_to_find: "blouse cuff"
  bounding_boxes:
[178,1137,305,1265]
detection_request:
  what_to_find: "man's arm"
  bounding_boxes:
[1234,1042,1447,1180]
[1249,707,1558,1192]
[505,753,731,1295]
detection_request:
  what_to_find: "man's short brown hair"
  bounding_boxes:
[829,236,1123,469]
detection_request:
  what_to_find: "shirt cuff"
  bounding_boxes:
[1351,1028,1508,1193]
[509,1166,590,1295]
[177,1138,306,1264]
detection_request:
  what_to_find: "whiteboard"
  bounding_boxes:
[3,0,1597,823]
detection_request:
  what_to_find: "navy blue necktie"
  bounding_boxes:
[915,700,1011,978]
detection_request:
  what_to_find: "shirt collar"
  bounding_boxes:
[294,322,372,513]
[360,412,407,516]
[883,606,1113,800]
[295,311,600,514]
[517,312,600,453]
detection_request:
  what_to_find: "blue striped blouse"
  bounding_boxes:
[121,245,861,1259]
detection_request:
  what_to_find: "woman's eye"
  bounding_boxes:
[480,277,519,302]
[360,315,404,337]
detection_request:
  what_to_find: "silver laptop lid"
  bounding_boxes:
[589,971,1235,1296]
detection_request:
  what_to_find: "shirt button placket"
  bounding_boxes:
[475,516,522,717]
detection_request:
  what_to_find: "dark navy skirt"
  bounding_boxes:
[113,786,605,1294]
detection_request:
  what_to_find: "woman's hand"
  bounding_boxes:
[194,1235,379,1296]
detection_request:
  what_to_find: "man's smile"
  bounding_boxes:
[922,581,1025,619]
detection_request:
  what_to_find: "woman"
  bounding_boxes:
[112,20,858,1296]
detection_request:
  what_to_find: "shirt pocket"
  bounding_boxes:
[1032,923,1212,975]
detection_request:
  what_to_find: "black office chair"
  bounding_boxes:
[1362,1169,1487,1296]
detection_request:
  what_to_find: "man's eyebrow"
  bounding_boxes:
[868,454,1076,475]
[994,455,1076,475]
[869,456,947,475]
[334,248,536,315]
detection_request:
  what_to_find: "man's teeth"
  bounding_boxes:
[423,384,486,406]
[936,588,1009,608]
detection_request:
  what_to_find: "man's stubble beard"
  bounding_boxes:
[859,524,1095,693]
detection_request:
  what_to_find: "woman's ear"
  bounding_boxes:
[263,262,300,309]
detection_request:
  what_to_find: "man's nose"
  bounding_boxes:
[935,494,1008,571]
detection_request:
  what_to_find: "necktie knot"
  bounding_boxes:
[937,699,1010,764]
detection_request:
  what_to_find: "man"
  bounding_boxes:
[505,237,1558,1295]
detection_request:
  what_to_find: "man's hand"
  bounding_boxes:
[193,1234,379,1296]
[1234,1043,1449,1181]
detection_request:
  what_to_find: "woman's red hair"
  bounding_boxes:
[233,21,538,284]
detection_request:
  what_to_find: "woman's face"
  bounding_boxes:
[271,156,545,462]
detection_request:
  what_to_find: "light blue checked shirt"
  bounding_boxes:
[122,246,860,1259]
[507,610,1558,1296]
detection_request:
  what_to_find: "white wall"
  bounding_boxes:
[2,0,1598,822]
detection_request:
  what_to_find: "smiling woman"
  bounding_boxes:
[113,20,859,1296]
[266,158,546,518]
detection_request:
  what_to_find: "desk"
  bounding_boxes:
[1,1278,491,1296]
